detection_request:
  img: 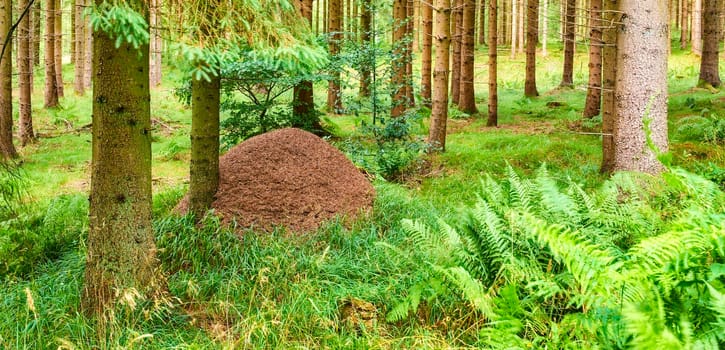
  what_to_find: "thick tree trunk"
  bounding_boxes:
[54,0,64,98]
[583,0,602,117]
[450,0,462,105]
[359,0,372,97]
[487,0,497,126]
[44,0,59,107]
[327,0,344,113]
[560,0,575,87]
[83,0,159,315]
[391,0,407,117]
[459,0,478,113]
[692,0,702,55]
[18,0,36,146]
[600,0,616,173]
[189,76,221,218]
[429,0,450,151]
[697,0,721,87]
[477,0,485,45]
[524,0,539,97]
[74,0,85,95]
[420,0,433,106]
[612,0,669,174]
[293,0,318,123]
[0,0,17,158]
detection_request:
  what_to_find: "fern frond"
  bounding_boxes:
[432,265,495,317]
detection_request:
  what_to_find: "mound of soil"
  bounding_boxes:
[178,128,375,232]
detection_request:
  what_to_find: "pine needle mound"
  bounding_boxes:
[178,128,375,232]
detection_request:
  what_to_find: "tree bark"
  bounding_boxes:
[83,0,92,89]
[560,0,575,87]
[583,0,602,117]
[477,0,485,45]
[450,0,462,104]
[420,0,433,106]
[681,0,689,49]
[327,0,344,113]
[405,0,415,107]
[458,0,478,113]
[0,0,17,158]
[511,0,518,58]
[18,0,36,146]
[74,0,86,95]
[83,0,159,315]
[359,0,372,97]
[517,0,524,53]
[542,0,548,56]
[391,0,407,117]
[697,0,721,87]
[429,0,451,151]
[692,0,702,55]
[524,0,539,97]
[600,0,616,173]
[149,0,162,87]
[487,0,497,126]
[612,0,669,174]
[33,1,41,66]
[54,0,64,98]
[44,0,59,107]
[189,75,221,218]
[293,0,318,124]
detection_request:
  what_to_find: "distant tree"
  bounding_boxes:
[327,0,344,113]
[292,0,318,123]
[524,0,539,97]
[583,0,602,117]
[477,0,485,45]
[74,0,86,95]
[359,0,372,97]
[680,0,689,49]
[18,0,35,145]
[450,0,462,104]
[420,0,433,106]
[429,0,451,150]
[458,0,478,114]
[82,0,158,315]
[44,0,59,107]
[391,0,407,117]
[149,0,162,87]
[510,0,518,58]
[0,0,17,158]
[560,0,575,87]
[54,0,64,97]
[32,1,40,66]
[600,0,616,173]
[487,0,497,126]
[692,0,702,55]
[697,0,721,88]
[612,0,668,174]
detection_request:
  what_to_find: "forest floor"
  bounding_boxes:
[1,44,724,348]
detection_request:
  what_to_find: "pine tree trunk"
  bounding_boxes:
[517,0,524,53]
[293,0,319,127]
[524,0,539,97]
[478,0,486,45]
[149,0,162,87]
[18,0,36,146]
[405,0,415,107]
[459,0,478,113]
[600,0,616,173]
[44,0,59,107]
[71,0,76,65]
[0,0,17,158]
[358,0,372,97]
[681,0,689,49]
[83,0,159,315]
[391,0,407,117]
[560,0,575,87]
[429,0,451,151]
[511,0,518,58]
[420,0,433,106]
[83,0,92,89]
[583,0,602,117]
[32,1,41,66]
[74,0,85,95]
[450,0,463,105]
[542,0,548,56]
[412,0,420,51]
[487,0,497,126]
[697,0,721,87]
[612,0,668,174]
[692,0,702,54]
[54,0,64,98]
[327,0,343,113]
[189,75,221,218]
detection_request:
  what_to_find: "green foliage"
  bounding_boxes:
[89,2,149,49]
[389,166,725,348]
[676,114,725,144]
[0,162,26,219]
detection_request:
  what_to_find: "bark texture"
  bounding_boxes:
[327,0,344,113]
[487,0,497,126]
[18,0,35,146]
[692,0,702,55]
[293,0,317,122]
[450,0,462,104]
[74,0,86,95]
[458,0,478,114]
[477,0,485,45]
[0,0,17,158]
[680,0,689,49]
[420,0,433,106]
[359,0,372,97]
[54,0,64,97]
[429,0,450,151]
[524,0,539,97]
[697,0,721,87]
[583,0,602,117]
[560,0,575,87]
[83,0,158,315]
[600,0,616,173]
[613,0,669,174]
[189,76,221,218]
[44,0,59,107]
[391,0,407,117]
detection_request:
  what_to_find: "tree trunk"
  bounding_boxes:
[459,0,478,113]
[74,0,85,95]
[293,0,318,124]
[692,0,702,54]
[189,76,221,218]
[517,0,524,53]
[44,0,59,107]
[358,0,371,97]
[450,0,462,105]
[18,0,36,146]
[612,0,668,174]
[600,0,616,173]
[420,0,433,107]
[33,1,41,66]
[0,0,17,158]
[83,0,159,315]
[524,0,539,97]
[405,0,415,107]
[149,0,162,87]
[429,0,451,151]
[478,0,485,45]
[583,0,602,117]
[511,0,518,58]
[487,0,497,126]
[327,0,343,113]
[697,0,721,87]
[542,0,548,56]
[391,0,407,117]
[681,0,689,49]
[560,0,575,87]
[83,0,92,89]
[54,0,64,98]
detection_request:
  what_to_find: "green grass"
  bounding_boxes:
[1,41,724,348]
